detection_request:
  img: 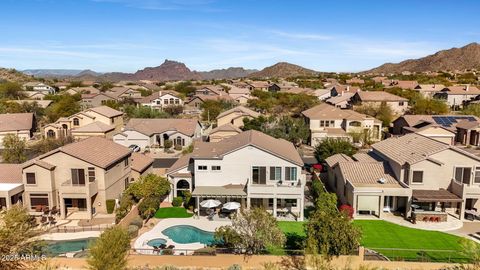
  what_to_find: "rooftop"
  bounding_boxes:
[86,105,124,118]
[0,164,23,184]
[131,152,154,173]
[126,118,199,137]
[0,113,34,132]
[338,161,403,188]
[216,106,260,119]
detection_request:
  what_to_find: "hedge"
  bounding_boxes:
[172,197,183,207]
[106,199,116,214]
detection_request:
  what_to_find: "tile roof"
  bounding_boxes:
[338,161,402,188]
[210,123,242,134]
[22,159,56,170]
[192,130,303,166]
[86,106,124,118]
[126,118,199,137]
[131,152,154,173]
[0,164,23,184]
[415,84,445,92]
[12,100,52,108]
[138,90,181,103]
[325,92,355,105]
[167,154,192,173]
[57,137,131,168]
[356,91,408,102]
[324,153,353,167]
[442,85,480,95]
[71,121,115,133]
[302,103,377,122]
[0,113,34,132]
[216,106,260,119]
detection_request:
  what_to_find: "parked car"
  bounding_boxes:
[128,144,141,152]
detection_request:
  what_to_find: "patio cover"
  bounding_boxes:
[192,185,247,197]
[412,189,463,203]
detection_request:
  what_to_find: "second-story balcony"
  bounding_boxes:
[60,179,98,196]
[247,179,304,197]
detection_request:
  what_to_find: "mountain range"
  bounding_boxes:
[365,42,480,74]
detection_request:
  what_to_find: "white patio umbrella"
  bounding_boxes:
[200,199,222,208]
[222,202,241,210]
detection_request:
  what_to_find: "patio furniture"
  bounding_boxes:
[465,209,480,221]
[200,199,222,208]
[40,216,48,225]
[207,211,215,221]
[222,202,240,210]
[429,216,435,222]
[48,216,56,226]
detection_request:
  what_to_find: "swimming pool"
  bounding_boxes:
[146,238,167,247]
[161,225,215,245]
[45,238,97,256]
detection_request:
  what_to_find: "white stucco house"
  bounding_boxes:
[138,91,183,111]
[113,118,202,150]
[166,130,306,221]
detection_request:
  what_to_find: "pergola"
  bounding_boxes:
[192,185,247,215]
[412,189,463,203]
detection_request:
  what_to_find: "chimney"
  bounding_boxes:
[347,86,350,92]
[466,85,470,91]
[341,91,345,96]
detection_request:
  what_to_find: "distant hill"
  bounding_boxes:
[197,67,257,80]
[365,42,480,74]
[0,68,34,82]
[22,69,102,78]
[249,62,318,78]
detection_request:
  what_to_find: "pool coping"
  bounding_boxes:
[133,217,231,255]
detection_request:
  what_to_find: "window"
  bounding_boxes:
[73,118,79,126]
[156,100,161,105]
[71,169,86,186]
[269,167,282,181]
[211,165,221,171]
[285,199,298,207]
[399,101,405,106]
[30,193,49,210]
[125,178,130,188]
[175,99,180,104]
[285,167,297,181]
[268,198,274,207]
[412,171,423,183]
[475,167,480,184]
[88,167,95,182]
[164,99,168,104]
[47,130,56,138]
[124,157,129,167]
[26,173,36,185]
[455,167,472,184]
[198,165,207,171]
[320,120,334,127]
[169,98,174,104]
[252,166,266,184]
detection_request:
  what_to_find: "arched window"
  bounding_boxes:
[73,118,80,126]
[169,98,174,104]
[177,180,190,189]
[47,130,56,138]
[175,136,183,146]
[62,124,68,130]
[349,121,361,127]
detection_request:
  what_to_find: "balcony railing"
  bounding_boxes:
[60,179,98,196]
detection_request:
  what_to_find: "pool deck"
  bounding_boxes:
[40,231,102,241]
[134,217,231,254]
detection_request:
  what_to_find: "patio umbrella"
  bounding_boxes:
[222,202,241,210]
[200,199,221,208]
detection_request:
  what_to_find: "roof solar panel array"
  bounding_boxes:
[432,116,476,127]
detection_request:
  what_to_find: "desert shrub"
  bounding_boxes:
[106,199,116,214]
[227,264,242,270]
[127,225,139,238]
[129,216,144,228]
[172,197,183,207]
[174,144,182,151]
[193,247,216,256]
[138,197,161,219]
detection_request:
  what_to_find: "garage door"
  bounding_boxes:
[357,195,380,215]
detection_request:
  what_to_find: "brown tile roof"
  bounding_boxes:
[302,103,377,122]
[217,106,260,119]
[12,100,52,109]
[415,84,445,92]
[126,118,199,137]
[22,159,56,170]
[0,113,34,132]
[57,137,131,168]
[324,153,353,167]
[131,152,154,173]
[167,154,192,174]
[191,130,303,166]
[356,91,408,102]
[71,121,115,133]
[352,152,381,162]
[325,92,355,105]
[138,90,181,103]
[456,120,480,130]
[331,84,361,93]
[0,164,23,184]
[396,115,479,129]
[210,123,242,134]
[190,94,233,102]
[338,162,402,188]
[86,106,123,118]
[392,80,418,89]
[442,85,480,95]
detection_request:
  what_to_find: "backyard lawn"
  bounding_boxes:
[278,220,469,262]
[154,207,193,219]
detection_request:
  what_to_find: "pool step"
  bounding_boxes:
[468,232,480,243]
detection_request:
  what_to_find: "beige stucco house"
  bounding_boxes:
[43,106,124,140]
[0,164,24,210]
[130,152,154,183]
[0,113,36,149]
[216,106,260,128]
[22,137,132,219]
[351,91,409,115]
[208,124,242,142]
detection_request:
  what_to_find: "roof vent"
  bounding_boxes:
[377,178,386,184]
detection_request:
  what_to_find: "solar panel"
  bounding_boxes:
[431,115,477,127]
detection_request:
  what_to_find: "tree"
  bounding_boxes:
[201,100,234,122]
[0,205,43,270]
[306,181,361,257]
[2,134,27,163]
[163,105,184,116]
[128,173,171,200]
[314,138,357,162]
[31,136,74,155]
[214,207,286,254]
[124,105,170,119]
[461,104,480,118]
[87,226,131,270]
[44,94,81,122]
[410,98,449,115]
[459,238,480,268]
[0,82,25,99]
[375,102,394,126]
[266,116,310,145]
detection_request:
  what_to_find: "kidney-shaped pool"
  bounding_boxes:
[161,225,215,245]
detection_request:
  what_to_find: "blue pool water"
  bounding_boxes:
[46,238,97,255]
[162,225,215,245]
[147,238,167,247]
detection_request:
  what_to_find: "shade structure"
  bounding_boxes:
[222,201,241,210]
[200,199,222,208]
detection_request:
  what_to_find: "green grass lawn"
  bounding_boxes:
[154,207,193,219]
[278,220,469,262]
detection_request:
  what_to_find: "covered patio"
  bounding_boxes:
[191,185,246,218]
[411,189,464,222]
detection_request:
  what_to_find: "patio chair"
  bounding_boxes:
[40,216,48,225]
[429,216,435,222]
[207,212,215,221]
[434,217,440,222]
[422,216,429,222]
[48,216,57,226]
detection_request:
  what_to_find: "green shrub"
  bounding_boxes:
[172,197,183,207]
[127,225,139,238]
[193,247,216,256]
[162,248,174,255]
[138,197,161,219]
[227,264,242,270]
[106,199,116,214]
[129,216,143,228]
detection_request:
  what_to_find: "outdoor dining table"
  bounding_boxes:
[465,209,480,220]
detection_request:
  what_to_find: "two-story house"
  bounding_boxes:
[216,106,260,128]
[433,85,480,109]
[0,164,24,210]
[43,106,124,140]
[166,130,306,221]
[326,133,480,221]
[350,91,409,115]
[302,103,382,146]
[113,118,202,150]
[23,82,56,95]
[138,91,183,111]
[22,137,132,219]
[0,113,36,148]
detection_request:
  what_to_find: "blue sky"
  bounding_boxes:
[0,0,479,72]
